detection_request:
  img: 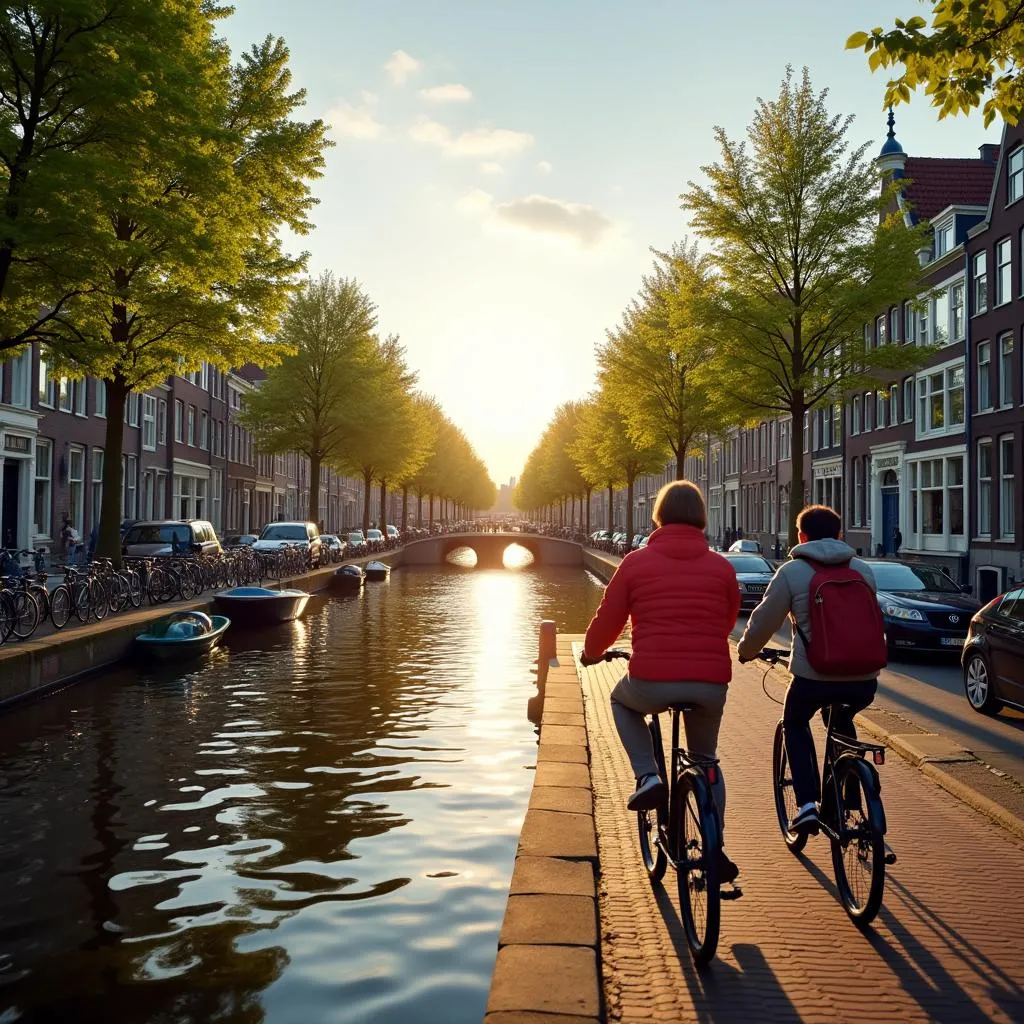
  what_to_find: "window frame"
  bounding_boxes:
[999,332,1015,408]
[978,340,992,412]
[902,378,914,423]
[95,380,106,418]
[973,250,988,314]
[33,438,52,538]
[142,393,157,451]
[1009,146,1024,205]
[996,237,1013,306]
[978,439,993,538]
[999,434,1015,540]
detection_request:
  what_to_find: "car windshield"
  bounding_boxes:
[349,532,364,542]
[728,556,774,573]
[871,563,959,593]
[260,524,308,541]
[367,530,383,539]
[124,524,189,545]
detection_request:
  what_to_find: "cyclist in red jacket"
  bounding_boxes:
[582,480,741,879]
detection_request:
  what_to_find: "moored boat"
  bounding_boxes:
[331,564,365,591]
[365,560,390,582]
[212,586,310,626]
[136,611,229,662]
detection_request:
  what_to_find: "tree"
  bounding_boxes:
[570,390,664,541]
[598,242,723,472]
[47,22,329,562]
[848,1,1024,126]
[0,1,203,351]
[681,68,930,545]
[240,274,378,525]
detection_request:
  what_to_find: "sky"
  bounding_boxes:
[221,0,998,485]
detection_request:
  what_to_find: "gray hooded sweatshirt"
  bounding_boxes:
[736,539,879,682]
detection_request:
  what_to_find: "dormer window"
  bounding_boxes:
[935,221,954,257]
[1009,147,1024,204]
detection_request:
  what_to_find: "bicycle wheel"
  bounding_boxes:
[50,585,72,629]
[637,717,668,882]
[675,770,721,965]
[90,579,109,620]
[772,720,809,855]
[829,755,885,926]
[10,590,41,639]
[127,570,143,608]
[0,591,15,643]
[108,574,129,614]
[72,582,91,623]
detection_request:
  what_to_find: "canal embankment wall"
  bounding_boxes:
[0,549,405,708]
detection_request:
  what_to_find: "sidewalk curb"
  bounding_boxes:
[854,714,1024,843]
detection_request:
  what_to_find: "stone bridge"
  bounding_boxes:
[401,532,584,569]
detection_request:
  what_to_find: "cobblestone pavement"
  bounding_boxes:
[579,648,1024,1024]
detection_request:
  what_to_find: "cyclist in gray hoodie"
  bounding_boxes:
[737,505,879,834]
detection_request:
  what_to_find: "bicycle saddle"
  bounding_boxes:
[666,702,697,712]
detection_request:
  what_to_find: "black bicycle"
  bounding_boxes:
[590,649,738,964]
[758,648,891,926]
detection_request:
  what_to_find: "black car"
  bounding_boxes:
[961,588,1024,715]
[865,559,980,653]
[721,552,776,611]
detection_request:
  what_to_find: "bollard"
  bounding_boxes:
[536,619,556,686]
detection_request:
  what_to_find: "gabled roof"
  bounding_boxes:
[901,157,996,222]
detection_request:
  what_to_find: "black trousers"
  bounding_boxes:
[783,675,877,807]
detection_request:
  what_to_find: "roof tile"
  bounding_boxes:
[902,156,996,221]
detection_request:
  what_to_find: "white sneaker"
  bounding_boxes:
[627,774,665,811]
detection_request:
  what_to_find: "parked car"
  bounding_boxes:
[631,534,647,550]
[366,528,385,552]
[320,534,345,562]
[386,525,400,544]
[223,533,258,548]
[865,559,980,653]
[961,588,1024,715]
[347,530,367,554]
[122,520,221,558]
[721,552,776,611]
[253,521,322,567]
[637,535,649,549]
[728,538,762,554]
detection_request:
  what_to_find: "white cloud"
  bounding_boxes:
[384,49,421,85]
[457,188,494,214]
[493,194,615,248]
[479,161,503,174]
[420,83,473,103]
[327,101,384,140]
[360,90,378,106]
[537,160,553,175]
[409,116,534,158]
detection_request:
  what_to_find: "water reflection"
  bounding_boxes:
[0,565,602,1024]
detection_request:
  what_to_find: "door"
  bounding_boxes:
[881,490,899,554]
[1,460,19,548]
[989,590,1024,706]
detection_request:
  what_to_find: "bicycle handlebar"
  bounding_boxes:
[757,647,790,664]
[579,648,630,667]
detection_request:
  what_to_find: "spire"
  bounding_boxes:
[877,105,906,164]
[886,106,896,140]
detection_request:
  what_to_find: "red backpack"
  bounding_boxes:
[793,558,888,676]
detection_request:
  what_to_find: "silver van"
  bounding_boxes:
[122,520,222,558]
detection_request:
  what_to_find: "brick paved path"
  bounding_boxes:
[580,649,1024,1024]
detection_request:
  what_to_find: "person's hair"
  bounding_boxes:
[652,480,707,529]
[796,504,841,541]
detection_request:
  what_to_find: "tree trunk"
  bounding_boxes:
[584,487,592,536]
[401,485,408,532]
[417,490,423,526]
[789,395,806,549]
[626,474,635,543]
[307,452,321,525]
[362,469,372,533]
[97,377,128,566]
[428,493,434,529]
[379,478,387,529]
[607,484,614,532]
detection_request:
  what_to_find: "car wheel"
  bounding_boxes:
[964,652,1001,715]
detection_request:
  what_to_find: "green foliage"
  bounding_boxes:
[848,1,1024,126]
[681,67,930,543]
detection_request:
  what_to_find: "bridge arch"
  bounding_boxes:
[401,532,584,569]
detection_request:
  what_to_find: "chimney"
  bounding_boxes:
[979,143,1000,165]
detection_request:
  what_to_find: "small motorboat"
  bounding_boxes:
[364,560,390,582]
[332,563,365,591]
[136,611,229,662]
[212,586,310,626]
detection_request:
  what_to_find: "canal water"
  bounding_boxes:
[0,549,605,1024]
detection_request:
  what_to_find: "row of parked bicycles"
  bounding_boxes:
[0,544,319,644]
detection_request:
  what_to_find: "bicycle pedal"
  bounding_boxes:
[883,846,897,865]
[720,885,743,901]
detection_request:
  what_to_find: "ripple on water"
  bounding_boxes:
[0,564,603,1023]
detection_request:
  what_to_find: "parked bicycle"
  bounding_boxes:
[593,649,740,964]
[758,647,893,926]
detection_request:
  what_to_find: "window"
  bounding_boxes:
[91,449,103,529]
[74,379,86,415]
[122,455,137,519]
[935,221,953,257]
[187,405,195,446]
[33,439,52,537]
[95,380,106,418]
[200,410,209,450]
[865,456,872,526]
[889,383,898,425]
[852,395,861,434]
[853,458,863,527]
[996,238,1012,305]
[889,307,900,343]
[831,403,840,445]
[919,297,930,345]
[999,333,1014,407]
[1000,435,1015,539]
[876,314,886,346]
[902,378,914,422]
[125,392,140,427]
[978,341,992,411]
[200,361,210,391]
[803,412,809,453]
[38,358,54,406]
[876,390,886,429]
[142,394,157,450]
[174,399,184,442]
[158,399,167,444]
[909,455,964,540]
[1010,147,1024,204]
[978,440,993,536]
[58,377,72,412]
[951,281,965,341]
[779,419,791,461]
[903,303,916,345]
[917,363,965,435]
[933,286,949,344]
[68,444,85,535]
[973,251,988,313]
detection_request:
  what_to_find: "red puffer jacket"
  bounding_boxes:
[583,524,739,683]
